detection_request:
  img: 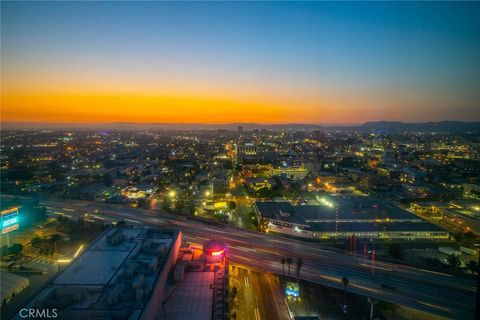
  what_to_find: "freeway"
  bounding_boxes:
[230,266,285,320]
[3,194,476,319]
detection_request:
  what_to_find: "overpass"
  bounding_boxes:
[2,194,476,319]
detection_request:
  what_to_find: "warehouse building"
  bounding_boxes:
[254,196,448,240]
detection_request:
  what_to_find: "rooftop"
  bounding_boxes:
[19,227,180,320]
[308,221,446,233]
[255,196,447,235]
[254,201,309,227]
[164,272,215,320]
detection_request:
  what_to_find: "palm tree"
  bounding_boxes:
[50,234,62,253]
[467,260,478,276]
[342,276,349,313]
[296,258,303,281]
[280,258,286,277]
[367,297,378,320]
[447,254,461,269]
[286,257,293,276]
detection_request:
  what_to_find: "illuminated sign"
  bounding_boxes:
[3,217,18,228]
[211,249,225,256]
[285,282,300,298]
[214,202,228,209]
[2,224,19,234]
[1,207,19,234]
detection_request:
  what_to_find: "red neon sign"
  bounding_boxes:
[211,249,224,256]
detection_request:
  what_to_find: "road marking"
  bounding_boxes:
[416,301,451,313]
[359,263,392,271]
[419,268,452,277]
[52,211,72,218]
[351,283,380,293]
[231,255,252,262]
[124,218,141,224]
[320,275,340,283]
[254,307,261,320]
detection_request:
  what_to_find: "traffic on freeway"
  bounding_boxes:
[2,194,476,319]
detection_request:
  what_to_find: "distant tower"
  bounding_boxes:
[238,126,243,134]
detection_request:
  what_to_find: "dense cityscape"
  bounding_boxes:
[1,123,479,319]
[2,1,480,320]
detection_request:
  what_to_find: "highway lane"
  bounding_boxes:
[2,194,476,319]
[231,266,280,320]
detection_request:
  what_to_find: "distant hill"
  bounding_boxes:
[349,121,480,133]
[2,120,479,132]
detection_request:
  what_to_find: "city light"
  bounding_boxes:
[168,190,176,198]
[57,244,84,263]
[211,249,224,256]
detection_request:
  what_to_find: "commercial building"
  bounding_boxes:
[254,196,448,240]
[17,226,228,320]
[235,142,262,164]
[1,272,29,308]
[18,227,181,320]
[270,166,308,180]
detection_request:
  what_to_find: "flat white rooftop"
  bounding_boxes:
[53,250,129,285]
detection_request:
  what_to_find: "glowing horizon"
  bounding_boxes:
[2,2,479,124]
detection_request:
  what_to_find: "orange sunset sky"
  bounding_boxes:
[2,2,479,125]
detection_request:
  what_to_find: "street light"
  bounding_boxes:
[367,297,378,320]
[168,190,176,198]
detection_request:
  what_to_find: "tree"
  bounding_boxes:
[224,160,234,170]
[467,260,478,276]
[280,257,286,277]
[162,197,172,212]
[296,257,303,281]
[286,257,293,276]
[174,199,186,214]
[103,173,113,187]
[137,198,149,209]
[342,276,349,313]
[454,232,465,243]
[184,201,196,216]
[231,286,238,297]
[31,237,41,246]
[447,254,461,269]
[50,234,62,252]
[228,201,237,210]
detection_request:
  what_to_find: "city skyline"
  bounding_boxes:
[1,3,480,319]
[2,1,480,125]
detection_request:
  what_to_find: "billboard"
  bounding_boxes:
[1,207,19,234]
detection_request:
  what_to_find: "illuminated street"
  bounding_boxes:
[2,194,475,319]
[230,265,289,320]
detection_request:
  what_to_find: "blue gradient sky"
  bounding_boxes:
[2,1,479,124]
